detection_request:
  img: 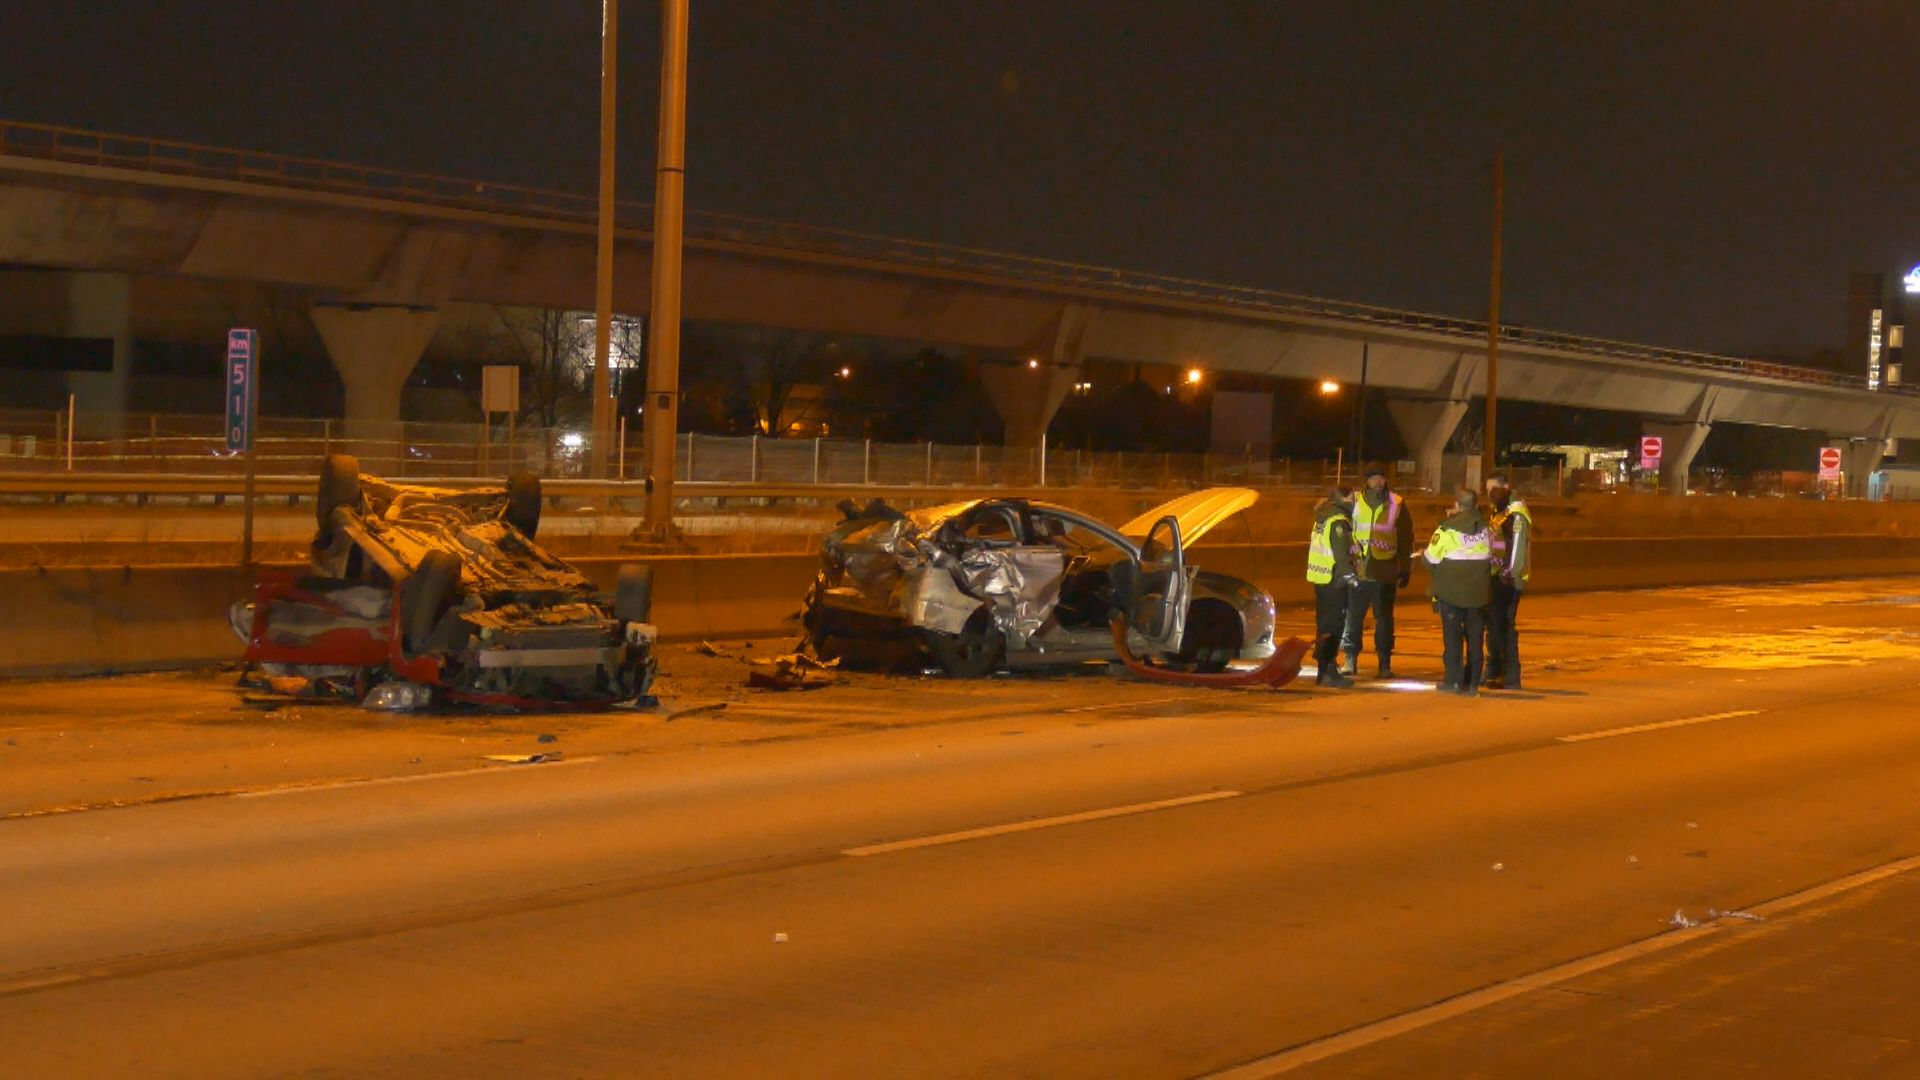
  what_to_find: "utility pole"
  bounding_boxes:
[1483,152,1503,485]
[589,0,619,478]
[643,0,691,537]
[1351,341,1370,472]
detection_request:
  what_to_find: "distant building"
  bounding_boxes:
[1846,268,1917,391]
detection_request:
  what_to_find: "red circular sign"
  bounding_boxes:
[1640,435,1663,458]
[1820,447,1843,469]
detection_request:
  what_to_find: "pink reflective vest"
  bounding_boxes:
[1352,492,1403,560]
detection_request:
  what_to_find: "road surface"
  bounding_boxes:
[4,579,1920,1076]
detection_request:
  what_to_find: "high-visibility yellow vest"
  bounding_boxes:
[1306,515,1344,584]
[1489,499,1533,582]
[1352,492,1403,560]
[1424,522,1493,565]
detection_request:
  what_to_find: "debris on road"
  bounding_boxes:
[773,932,789,944]
[483,752,559,765]
[537,733,558,744]
[1108,616,1312,688]
[666,702,729,721]
[691,641,734,658]
[1669,907,1765,929]
[1490,862,1505,872]
[746,653,839,692]
[363,681,433,712]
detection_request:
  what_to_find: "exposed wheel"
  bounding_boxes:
[615,563,653,623]
[1175,599,1242,674]
[923,609,1004,678]
[504,472,542,539]
[402,550,462,652]
[316,454,361,542]
[801,603,843,663]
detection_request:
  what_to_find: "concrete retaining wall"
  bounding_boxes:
[1190,535,1920,607]
[5,537,1920,679]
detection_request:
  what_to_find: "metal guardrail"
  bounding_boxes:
[4,117,1909,398]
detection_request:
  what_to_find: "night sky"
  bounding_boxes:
[7,2,1920,357]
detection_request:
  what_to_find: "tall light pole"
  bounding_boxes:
[1483,152,1503,485]
[643,0,690,536]
[589,0,620,478]
[1350,341,1369,471]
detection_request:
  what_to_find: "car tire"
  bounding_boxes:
[615,563,653,623]
[402,550,462,652]
[1176,599,1242,674]
[924,610,1004,678]
[316,454,361,543]
[505,472,542,539]
[801,609,842,662]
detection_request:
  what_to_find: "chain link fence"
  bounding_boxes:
[0,406,1787,500]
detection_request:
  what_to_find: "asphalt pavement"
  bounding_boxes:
[4,578,1920,1076]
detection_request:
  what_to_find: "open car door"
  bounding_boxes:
[1125,515,1191,655]
[1107,509,1311,688]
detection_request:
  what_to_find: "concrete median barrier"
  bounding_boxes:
[0,563,263,679]
[1190,534,1920,609]
[572,554,817,643]
[5,537,1920,679]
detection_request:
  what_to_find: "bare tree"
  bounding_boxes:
[493,306,592,428]
[735,327,832,435]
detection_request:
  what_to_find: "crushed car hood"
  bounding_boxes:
[1117,487,1260,546]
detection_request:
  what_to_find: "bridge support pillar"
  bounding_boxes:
[1642,420,1711,495]
[1386,398,1468,493]
[312,304,440,445]
[980,306,1091,474]
[981,361,1079,450]
[64,272,134,435]
[1828,436,1892,500]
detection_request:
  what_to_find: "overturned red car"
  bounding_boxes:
[231,455,657,710]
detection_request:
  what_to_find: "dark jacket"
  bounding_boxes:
[1423,507,1493,609]
[1355,488,1416,583]
[1491,497,1532,588]
[1312,498,1358,583]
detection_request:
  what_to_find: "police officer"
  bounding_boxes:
[1341,466,1415,679]
[1483,474,1533,690]
[1306,485,1361,688]
[1422,487,1493,695]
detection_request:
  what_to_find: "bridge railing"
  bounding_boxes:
[3,117,1911,397]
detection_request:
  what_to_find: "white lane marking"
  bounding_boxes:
[233,756,602,799]
[1061,696,1188,714]
[1207,850,1920,1078]
[843,790,1241,857]
[1558,710,1759,743]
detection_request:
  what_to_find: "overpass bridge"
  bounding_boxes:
[1,118,1914,494]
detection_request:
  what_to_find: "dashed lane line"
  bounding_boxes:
[1206,850,1920,1077]
[1558,709,1761,743]
[843,790,1241,856]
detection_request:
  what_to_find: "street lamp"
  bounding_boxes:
[1185,367,1204,386]
[1318,380,1340,395]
